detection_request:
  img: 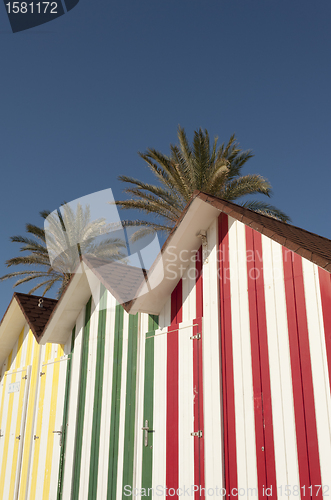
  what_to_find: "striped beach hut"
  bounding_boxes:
[1,191,331,499]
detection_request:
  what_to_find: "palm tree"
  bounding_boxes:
[115,126,290,237]
[0,203,125,298]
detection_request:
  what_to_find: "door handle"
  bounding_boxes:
[142,420,154,447]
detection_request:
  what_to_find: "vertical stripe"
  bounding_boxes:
[122,314,139,496]
[246,227,277,498]
[107,304,124,499]
[318,267,331,391]
[202,217,223,497]
[18,341,40,500]
[219,214,237,497]
[166,282,181,499]
[283,249,322,497]
[96,292,116,499]
[88,285,107,499]
[42,360,61,499]
[261,236,300,493]
[57,328,75,500]
[71,297,92,500]
[196,246,203,319]
[303,259,331,492]
[60,310,85,498]
[152,320,166,497]
[194,245,204,499]
[141,314,157,497]
[28,366,48,499]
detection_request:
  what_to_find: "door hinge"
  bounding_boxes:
[0,429,3,438]
[191,430,203,438]
[53,425,63,446]
[22,375,28,380]
[190,333,201,340]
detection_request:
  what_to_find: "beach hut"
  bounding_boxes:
[1,191,331,499]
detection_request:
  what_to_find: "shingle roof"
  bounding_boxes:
[82,255,147,306]
[14,292,58,341]
[192,192,331,273]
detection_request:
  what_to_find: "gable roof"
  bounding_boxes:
[0,292,58,367]
[128,191,331,314]
[40,190,331,341]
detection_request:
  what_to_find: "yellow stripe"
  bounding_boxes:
[8,369,27,498]
[15,328,25,369]
[0,369,19,497]
[0,350,11,437]
[25,329,34,366]
[28,365,47,500]
[44,344,52,363]
[18,344,40,500]
[42,358,61,499]
[58,344,65,357]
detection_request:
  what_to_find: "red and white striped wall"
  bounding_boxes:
[218,213,331,499]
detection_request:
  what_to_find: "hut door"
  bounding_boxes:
[141,317,204,499]
[0,365,31,500]
[27,355,70,500]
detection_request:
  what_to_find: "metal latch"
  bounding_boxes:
[190,333,201,340]
[191,430,203,438]
[142,420,154,447]
[0,429,3,438]
[34,435,39,440]
[22,375,28,380]
[40,372,45,377]
[53,425,63,446]
[16,435,21,440]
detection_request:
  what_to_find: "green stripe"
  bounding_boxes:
[57,327,76,500]
[88,285,107,499]
[122,313,139,498]
[141,314,159,496]
[107,304,124,499]
[71,297,92,500]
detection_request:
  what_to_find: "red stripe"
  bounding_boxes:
[195,246,203,319]
[318,267,331,391]
[193,246,204,499]
[283,249,322,497]
[245,227,277,498]
[166,281,182,499]
[218,213,237,498]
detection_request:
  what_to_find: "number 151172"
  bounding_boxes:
[6,2,58,13]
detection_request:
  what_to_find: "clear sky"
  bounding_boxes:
[0,0,330,319]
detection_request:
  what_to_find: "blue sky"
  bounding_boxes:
[0,0,330,319]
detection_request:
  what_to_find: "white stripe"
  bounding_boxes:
[35,362,54,497]
[96,291,116,499]
[228,219,258,497]
[116,310,129,500]
[262,235,300,496]
[178,324,194,493]
[79,289,100,497]
[152,327,167,493]
[61,308,85,497]
[302,258,331,490]
[159,296,171,329]
[182,259,196,323]
[133,313,148,494]
[48,359,68,499]
[202,217,223,495]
